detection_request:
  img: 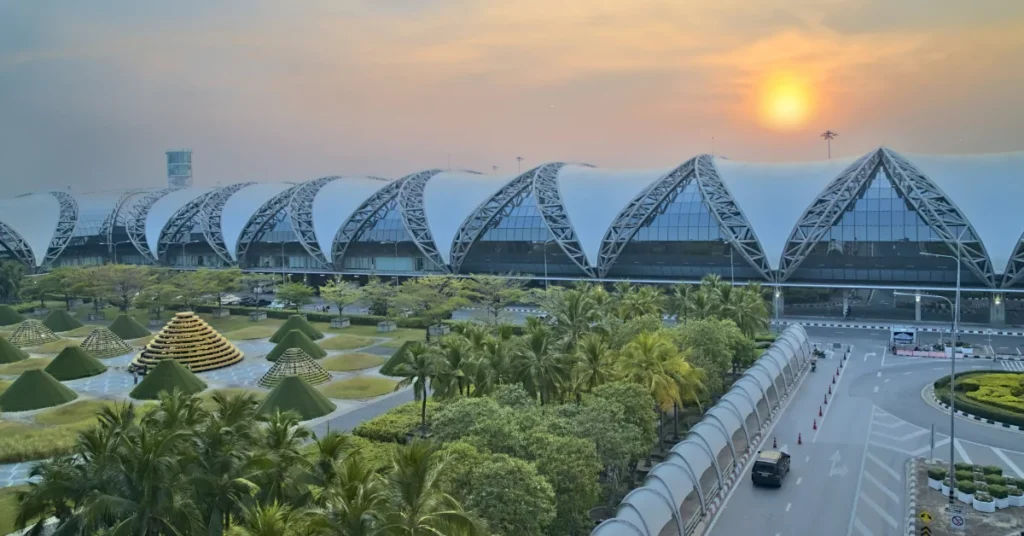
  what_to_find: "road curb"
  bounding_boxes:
[771,319,1024,337]
[905,457,919,535]
[924,385,1024,433]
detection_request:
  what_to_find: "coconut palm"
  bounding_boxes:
[623,285,664,319]
[548,284,602,349]
[514,325,568,405]
[432,335,474,397]
[392,342,439,435]
[226,502,313,536]
[306,454,389,535]
[667,283,696,321]
[258,411,313,506]
[573,332,614,393]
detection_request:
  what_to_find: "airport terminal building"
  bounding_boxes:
[1,147,1022,324]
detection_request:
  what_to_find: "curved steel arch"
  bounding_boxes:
[236,184,300,266]
[1003,237,1024,287]
[157,190,217,263]
[663,452,707,512]
[693,155,774,281]
[592,518,647,536]
[881,149,995,287]
[764,347,792,389]
[681,435,723,489]
[727,384,762,429]
[741,368,774,406]
[595,159,696,277]
[448,166,540,273]
[103,189,146,254]
[0,221,35,267]
[397,169,450,272]
[287,176,344,268]
[533,162,595,277]
[778,149,995,286]
[200,182,254,265]
[331,178,407,270]
[751,361,784,398]
[125,188,174,263]
[644,474,688,536]
[41,191,79,267]
[715,398,751,447]
[701,414,738,464]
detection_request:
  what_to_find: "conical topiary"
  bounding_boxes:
[266,330,327,362]
[79,327,132,359]
[45,346,107,381]
[42,309,84,333]
[0,305,24,326]
[8,320,61,348]
[132,312,243,372]
[0,336,29,364]
[0,369,78,412]
[107,314,150,340]
[129,359,207,400]
[257,375,336,420]
[269,315,324,343]
[259,348,332,388]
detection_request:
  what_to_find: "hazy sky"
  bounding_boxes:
[1,0,1022,192]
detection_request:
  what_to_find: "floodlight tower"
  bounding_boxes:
[516,156,524,173]
[820,131,838,159]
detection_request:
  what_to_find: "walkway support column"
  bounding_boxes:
[915,291,922,322]
[773,287,784,320]
[991,294,1006,326]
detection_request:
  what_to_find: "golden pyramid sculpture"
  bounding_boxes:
[131,312,243,372]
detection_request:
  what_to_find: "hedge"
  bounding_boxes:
[352,400,438,443]
[927,467,947,480]
[934,371,1024,428]
[956,481,977,494]
[184,304,433,329]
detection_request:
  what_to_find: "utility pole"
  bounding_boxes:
[447,153,451,171]
[821,131,838,159]
[516,156,524,173]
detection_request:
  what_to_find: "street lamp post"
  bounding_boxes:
[541,238,556,291]
[280,242,287,283]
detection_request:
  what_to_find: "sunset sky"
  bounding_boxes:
[1,1,1022,191]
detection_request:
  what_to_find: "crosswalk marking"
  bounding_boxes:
[866,451,902,481]
[864,471,901,503]
[853,517,873,536]
[993,447,1024,478]
[911,437,949,457]
[1001,360,1024,371]
[955,439,973,464]
[871,428,928,442]
[859,493,899,529]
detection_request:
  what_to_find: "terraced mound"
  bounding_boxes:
[269,315,324,343]
[0,336,29,364]
[131,312,243,372]
[259,348,331,388]
[0,369,78,412]
[257,376,336,420]
[8,320,61,348]
[130,359,207,400]
[0,305,25,326]
[42,309,84,332]
[266,330,327,362]
[80,327,132,358]
[107,314,150,340]
[45,346,107,381]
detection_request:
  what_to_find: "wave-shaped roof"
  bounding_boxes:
[311,177,393,261]
[0,193,60,266]
[145,188,213,257]
[221,182,293,260]
[423,171,511,265]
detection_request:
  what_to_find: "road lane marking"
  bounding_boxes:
[815,344,854,443]
[876,371,882,377]
[786,502,791,512]
[873,386,879,393]
[911,438,949,457]
[868,442,918,456]
[871,428,928,442]
[864,472,900,503]
[993,447,1024,478]
[860,493,899,529]
[805,455,810,462]
[903,371,913,375]
[884,379,890,383]
[846,405,875,536]
[955,439,973,464]
[866,451,901,481]
[797,477,802,485]
[853,517,873,536]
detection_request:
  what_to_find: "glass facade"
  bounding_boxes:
[460,192,583,276]
[787,168,982,285]
[342,199,429,272]
[609,180,758,279]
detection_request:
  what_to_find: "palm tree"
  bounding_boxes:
[667,283,695,321]
[467,336,513,396]
[623,285,664,319]
[393,342,438,435]
[514,325,568,405]
[259,411,313,506]
[432,335,474,397]
[226,502,313,536]
[379,440,484,535]
[306,454,388,535]
[549,285,602,349]
[573,332,614,393]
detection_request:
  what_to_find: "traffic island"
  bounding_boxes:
[914,459,1024,535]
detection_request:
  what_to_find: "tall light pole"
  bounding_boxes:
[541,238,556,291]
[280,242,287,283]
[821,130,838,159]
[516,156,524,173]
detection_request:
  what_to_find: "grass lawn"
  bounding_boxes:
[0,379,9,394]
[341,325,424,347]
[320,376,397,399]
[59,326,95,337]
[222,326,278,340]
[198,388,266,410]
[322,352,386,372]
[0,420,84,464]
[319,334,376,351]
[34,399,119,426]
[129,334,155,347]
[0,357,53,376]
[25,339,79,354]
[202,314,283,334]
[0,485,30,535]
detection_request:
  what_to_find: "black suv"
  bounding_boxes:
[751,450,791,487]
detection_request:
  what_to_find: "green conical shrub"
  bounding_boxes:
[42,309,84,333]
[257,375,336,421]
[129,359,207,400]
[107,314,150,340]
[79,327,132,359]
[0,369,78,412]
[0,305,24,326]
[0,336,29,364]
[269,315,323,343]
[45,346,107,381]
[266,330,327,362]
[259,348,332,388]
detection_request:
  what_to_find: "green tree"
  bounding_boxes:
[225,502,311,536]
[204,267,243,309]
[432,334,474,397]
[519,431,602,536]
[97,264,155,312]
[514,325,568,405]
[68,266,106,314]
[396,275,470,333]
[674,317,743,395]
[135,283,177,321]
[170,269,216,310]
[362,276,398,321]
[392,342,438,435]
[35,267,80,309]
[465,274,526,323]
[545,284,603,349]
[318,277,363,319]
[571,332,614,396]
[20,275,48,308]
[0,260,25,303]
[275,281,313,313]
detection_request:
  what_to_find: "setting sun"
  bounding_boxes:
[758,73,815,130]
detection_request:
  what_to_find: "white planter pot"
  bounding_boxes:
[211,308,231,318]
[957,490,974,504]
[377,321,397,332]
[1009,494,1024,507]
[928,478,942,490]
[972,497,995,512]
[330,317,351,329]
[941,484,951,496]
[996,496,1010,509]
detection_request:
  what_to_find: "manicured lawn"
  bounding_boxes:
[321,352,386,372]
[342,325,424,347]
[25,339,79,354]
[0,420,84,464]
[320,376,398,399]
[0,485,30,536]
[129,335,155,347]
[202,314,283,334]
[222,326,278,340]
[956,372,1024,412]
[0,357,53,376]
[319,335,376,351]
[59,326,95,337]
[0,379,9,394]
[34,399,118,426]
[198,388,266,410]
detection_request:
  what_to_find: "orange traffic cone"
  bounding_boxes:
[833,375,836,384]
[819,406,823,417]
[813,419,817,430]
[824,394,829,405]
[773,437,777,449]
[798,433,803,445]
[828,384,832,395]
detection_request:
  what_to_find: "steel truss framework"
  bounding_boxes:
[448,167,540,273]
[398,169,460,273]
[288,176,342,268]
[156,191,217,264]
[103,189,146,254]
[235,184,300,267]
[1002,237,1024,288]
[331,178,408,270]
[126,189,174,263]
[533,162,596,277]
[778,148,995,286]
[0,221,34,267]
[41,191,79,267]
[200,182,255,265]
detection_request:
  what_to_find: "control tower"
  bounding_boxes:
[166,149,193,188]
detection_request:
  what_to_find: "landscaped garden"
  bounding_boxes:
[934,370,1024,426]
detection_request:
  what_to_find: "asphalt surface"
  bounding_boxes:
[704,326,1024,536]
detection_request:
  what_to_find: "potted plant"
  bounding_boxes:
[990,485,1010,509]
[928,467,947,490]
[942,477,951,496]
[1008,485,1024,507]
[973,491,995,512]
[957,481,977,504]
[982,465,1003,476]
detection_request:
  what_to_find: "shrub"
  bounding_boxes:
[352,400,438,443]
[954,462,974,472]
[974,491,992,502]
[955,470,974,484]
[982,465,1003,475]
[974,482,988,493]
[928,467,947,480]
[957,481,977,494]
[1009,486,1023,497]
[989,485,1009,499]
[984,474,1006,486]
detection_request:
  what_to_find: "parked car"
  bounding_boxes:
[220,294,242,305]
[267,301,287,310]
